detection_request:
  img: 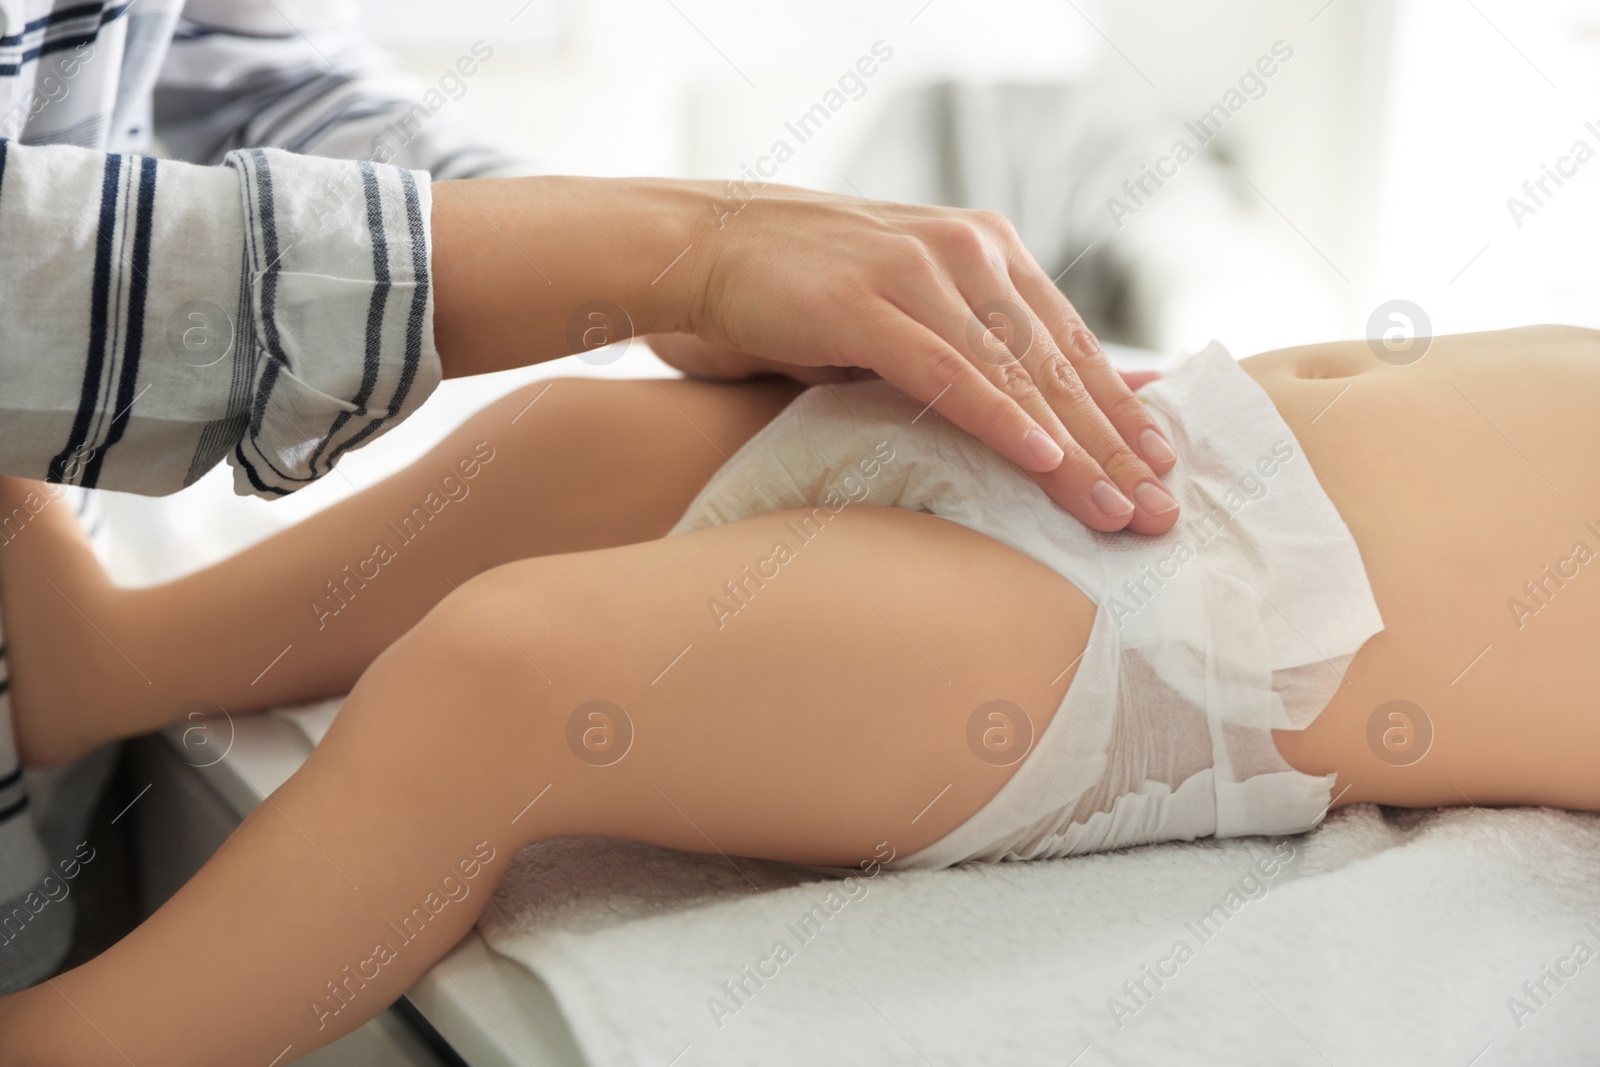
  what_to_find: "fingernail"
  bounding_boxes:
[1090,479,1135,519]
[1022,427,1064,470]
[1139,428,1176,465]
[1132,481,1179,515]
[1072,328,1101,357]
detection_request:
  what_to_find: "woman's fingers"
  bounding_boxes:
[858,314,1064,472]
[867,215,1177,533]
[994,282,1179,536]
[884,245,1080,473]
[1001,303,1178,536]
[960,299,1177,534]
[1034,364,1179,535]
[856,314,1154,534]
[879,226,1177,533]
[1009,250,1178,480]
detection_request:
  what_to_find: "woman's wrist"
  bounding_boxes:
[430,175,710,377]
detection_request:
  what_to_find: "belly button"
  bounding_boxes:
[1296,353,1367,380]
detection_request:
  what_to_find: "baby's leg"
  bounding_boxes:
[0,505,1095,1066]
[0,376,802,766]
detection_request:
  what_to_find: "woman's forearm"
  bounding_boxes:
[429,176,709,378]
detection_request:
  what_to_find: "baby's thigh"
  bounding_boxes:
[447,505,1095,868]
[445,375,806,553]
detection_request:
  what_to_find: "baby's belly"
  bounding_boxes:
[1244,326,1600,809]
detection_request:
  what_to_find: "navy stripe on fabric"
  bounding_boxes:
[327,168,428,467]
[232,151,262,414]
[241,150,316,486]
[307,162,389,475]
[245,360,321,484]
[231,442,290,496]
[395,168,430,408]
[180,243,256,488]
[282,99,408,156]
[249,150,287,371]
[87,154,130,458]
[0,793,29,826]
[250,359,281,444]
[84,156,158,487]
[231,153,279,465]
[0,748,28,826]
[48,153,122,484]
[0,1,109,46]
[248,73,366,149]
[0,4,133,76]
[171,19,299,42]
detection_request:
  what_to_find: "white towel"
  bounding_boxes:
[475,806,1600,1066]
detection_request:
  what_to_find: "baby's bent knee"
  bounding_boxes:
[334,566,567,745]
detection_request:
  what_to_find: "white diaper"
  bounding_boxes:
[665,342,1384,868]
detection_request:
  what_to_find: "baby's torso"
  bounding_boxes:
[1248,325,1600,810]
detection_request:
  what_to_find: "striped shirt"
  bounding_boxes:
[0,0,533,496]
[0,0,534,995]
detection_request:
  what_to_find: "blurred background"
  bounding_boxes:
[110,0,1600,576]
[364,0,1600,349]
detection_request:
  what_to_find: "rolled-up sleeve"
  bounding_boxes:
[0,138,440,497]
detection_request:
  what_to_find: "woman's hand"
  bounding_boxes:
[431,176,1176,534]
[678,185,1179,534]
[652,333,1164,395]
[645,334,859,385]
